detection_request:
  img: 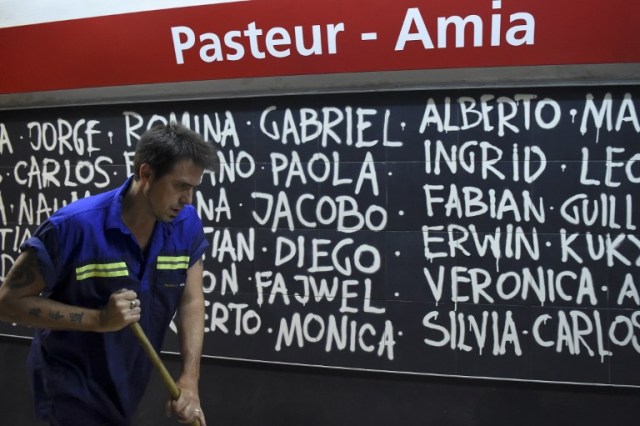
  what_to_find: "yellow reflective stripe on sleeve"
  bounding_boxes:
[76,262,129,281]
[157,255,190,270]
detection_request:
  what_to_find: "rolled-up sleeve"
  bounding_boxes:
[189,218,209,267]
[20,221,61,292]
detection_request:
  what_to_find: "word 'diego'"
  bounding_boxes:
[274,235,381,275]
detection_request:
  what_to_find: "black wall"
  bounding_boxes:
[1,86,640,423]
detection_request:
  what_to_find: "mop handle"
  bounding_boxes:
[130,322,200,426]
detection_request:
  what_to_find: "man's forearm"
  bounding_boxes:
[176,260,206,385]
[0,294,103,331]
[177,296,205,383]
[0,250,102,331]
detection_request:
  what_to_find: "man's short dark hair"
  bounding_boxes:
[133,122,217,180]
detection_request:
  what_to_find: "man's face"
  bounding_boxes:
[144,159,204,222]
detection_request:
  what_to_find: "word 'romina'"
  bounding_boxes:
[170,1,535,64]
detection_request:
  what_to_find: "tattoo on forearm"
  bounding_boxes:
[7,253,38,290]
[28,307,42,318]
[48,311,64,321]
[70,312,84,324]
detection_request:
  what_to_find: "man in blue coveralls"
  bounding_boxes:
[0,123,214,425]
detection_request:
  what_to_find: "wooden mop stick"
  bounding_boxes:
[130,322,200,426]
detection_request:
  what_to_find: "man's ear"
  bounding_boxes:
[139,163,154,183]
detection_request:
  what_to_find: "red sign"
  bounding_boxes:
[1,0,639,94]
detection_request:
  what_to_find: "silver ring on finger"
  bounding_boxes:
[130,300,138,309]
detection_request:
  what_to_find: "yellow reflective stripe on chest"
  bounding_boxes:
[76,262,129,281]
[157,255,190,270]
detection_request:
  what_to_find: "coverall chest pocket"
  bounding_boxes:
[155,255,189,289]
